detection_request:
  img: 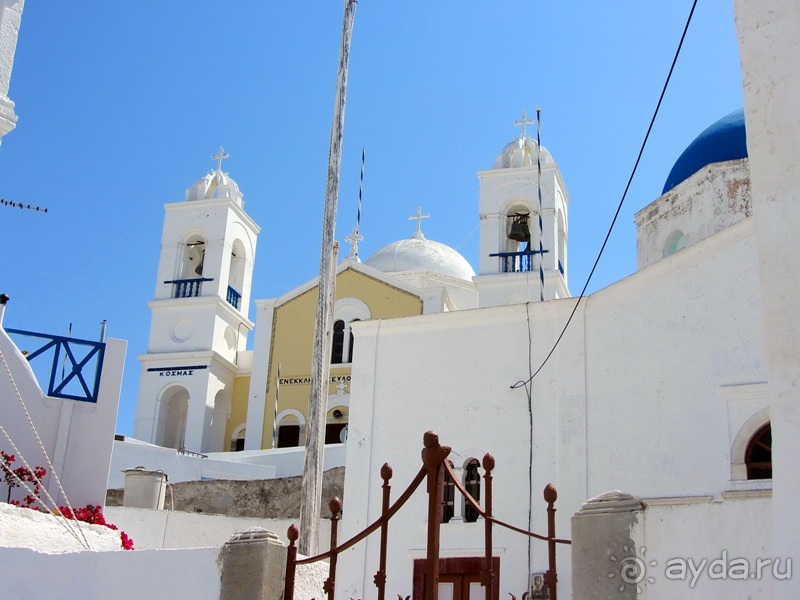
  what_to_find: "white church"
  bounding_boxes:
[1,1,799,599]
[122,84,775,600]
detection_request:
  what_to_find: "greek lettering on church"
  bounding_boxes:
[279,375,352,386]
[147,365,208,377]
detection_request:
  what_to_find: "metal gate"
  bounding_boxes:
[284,431,571,600]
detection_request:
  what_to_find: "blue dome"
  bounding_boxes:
[662,109,747,194]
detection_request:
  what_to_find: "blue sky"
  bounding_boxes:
[0,2,743,435]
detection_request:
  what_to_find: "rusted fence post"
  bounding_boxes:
[422,431,451,600]
[284,524,299,600]
[323,497,342,600]
[375,463,393,600]
[482,453,495,600]
[543,484,558,600]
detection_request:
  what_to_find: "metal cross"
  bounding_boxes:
[408,206,430,233]
[514,111,536,139]
[345,225,363,258]
[211,146,229,171]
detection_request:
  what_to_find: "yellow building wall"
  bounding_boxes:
[258,267,423,448]
[225,375,252,450]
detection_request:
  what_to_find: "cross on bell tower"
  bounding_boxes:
[514,111,536,139]
[211,147,229,171]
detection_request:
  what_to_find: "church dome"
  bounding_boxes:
[186,169,243,204]
[662,108,747,194]
[365,231,476,281]
[495,137,553,169]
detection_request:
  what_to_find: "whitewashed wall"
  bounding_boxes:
[105,505,333,550]
[108,438,346,488]
[0,545,221,600]
[641,496,775,598]
[338,213,768,600]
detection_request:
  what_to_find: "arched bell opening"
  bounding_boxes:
[156,386,189,450]
[180,234,207,279]
[557,209,566,275]
[506,211,532,253]
[227,239,246,309]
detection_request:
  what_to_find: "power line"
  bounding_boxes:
[0,199,49,213]
[511,0,699,390]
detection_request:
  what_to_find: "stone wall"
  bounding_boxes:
[107,466,345,519]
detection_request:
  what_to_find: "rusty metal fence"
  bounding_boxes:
[284,431,571,600]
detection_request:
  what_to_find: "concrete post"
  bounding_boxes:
[220,527,287,600]
[571,491,646,600]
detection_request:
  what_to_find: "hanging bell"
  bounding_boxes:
[194,251,205,276]
[508,216,531,243]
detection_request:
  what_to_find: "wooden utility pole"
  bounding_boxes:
[299,0,357,557]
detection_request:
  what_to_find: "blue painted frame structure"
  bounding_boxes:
[5,328,105,403]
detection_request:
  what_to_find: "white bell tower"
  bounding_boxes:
[133,149,260,453]
[474,113,570,308]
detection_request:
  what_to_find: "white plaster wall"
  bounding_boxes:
[583,218,765,499]
[339,300,585,600]
[337,214,767,600]
[108,437,346,487]
[108,438,277,488]
[640,496,774,598]
[0,545,221,600]
[105,505,333,551]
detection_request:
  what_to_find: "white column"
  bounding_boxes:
[245,299,275,450]
[734,2,800,597]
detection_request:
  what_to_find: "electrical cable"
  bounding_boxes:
[511,0,699,390]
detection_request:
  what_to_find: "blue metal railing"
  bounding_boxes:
[490,249,549,273]
[226,286,241,310]
[165,278,213,299]
[5,329,105,403]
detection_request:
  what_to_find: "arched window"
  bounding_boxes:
[277,414,303,448]
[230,425,246,452]
[663,230,687,258]
[332,319,361,364]
[745,423,772,480]
[441,461,455,523]
[331,320,346,364]
[464,459,481,523]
